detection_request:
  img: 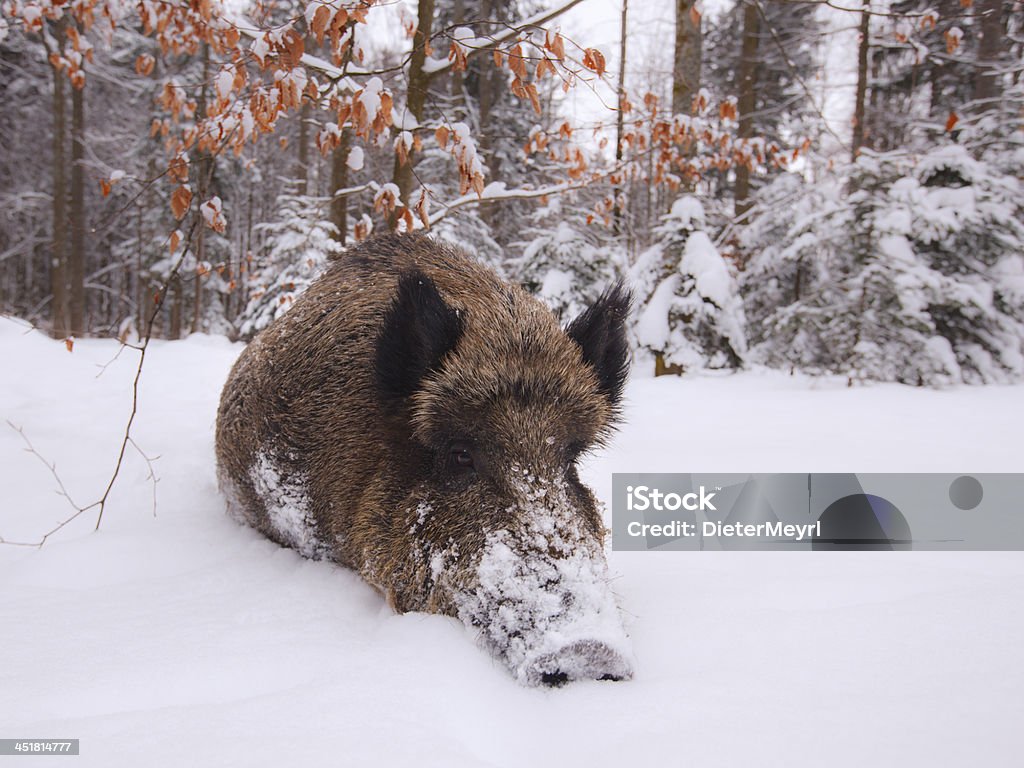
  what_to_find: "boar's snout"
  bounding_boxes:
[450,485,635,687]
[530,639,633,687]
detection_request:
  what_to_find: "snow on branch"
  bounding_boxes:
[423,0,588,79]
[427,178,597,228]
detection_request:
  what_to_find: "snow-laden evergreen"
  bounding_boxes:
[508,200,621,322]
[629,196,747,374]
[432,212,506,276]
[236,196,340,339]
[741,170,853,375]
[742,144,1024,384]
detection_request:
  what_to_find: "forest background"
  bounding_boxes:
[1,0,1022,386]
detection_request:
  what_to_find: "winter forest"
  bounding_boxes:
[1,0,1022,386]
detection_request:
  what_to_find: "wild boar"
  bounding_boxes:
[215,232,633,685]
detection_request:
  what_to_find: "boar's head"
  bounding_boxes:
[368,270,633,686]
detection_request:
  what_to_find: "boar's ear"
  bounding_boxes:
[375,270,464,400]
[565,282,632,406]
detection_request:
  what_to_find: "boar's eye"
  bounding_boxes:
[447,441,476,475]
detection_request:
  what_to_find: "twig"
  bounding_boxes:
[92,216,199,531]
[128,436,161,517]
[94,340,131,378]
[754,0,851,154]
[1,216,200,547]
[1,420,99,548]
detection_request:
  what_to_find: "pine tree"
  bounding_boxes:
[630,196,747,374]
[740,169,847,375]
[236,195,341,339]
[507,199,621,322]
[742,145,1024,385]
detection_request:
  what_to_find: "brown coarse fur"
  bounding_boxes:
[215,232,629,621]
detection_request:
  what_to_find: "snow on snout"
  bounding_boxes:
[455,473,634,686]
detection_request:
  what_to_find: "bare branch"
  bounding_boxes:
[92,215,199,532]
[428,176,603,227]
[1,420,99,548]
[425,0,589,79]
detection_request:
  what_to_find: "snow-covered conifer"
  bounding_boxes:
[507,199,621,322]
[742,145,1024,384]
[630,196,747,374]
[236,196,340,338]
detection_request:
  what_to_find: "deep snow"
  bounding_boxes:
[1,316,1022,767]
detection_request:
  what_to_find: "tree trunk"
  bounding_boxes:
[169,279,183,339]
[476,0,503,177]
[972,0,1003,109]
[192,229,205,334]
[48,22,68,339]
[135,201,143,337]
[296,99,311,195]
[192,43,211,334]
[69,71,86,336]
[391,0,435,224]
[672,0,702,115]
[851,0,871,160]
[242,184,254,313]
[475,0,504,231]
[449,0,466,104]
[868,46,884,149]
[654,352,684,377]
[330,128,351,244]
[150,280,162,337]
[734,0,760,220]
[613,0,629,239]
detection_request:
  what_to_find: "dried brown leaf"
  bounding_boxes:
[582,48,606,77]
[170,185,192,220]
[435,125,450,149]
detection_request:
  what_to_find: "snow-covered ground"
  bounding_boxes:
[2,315,1022,767]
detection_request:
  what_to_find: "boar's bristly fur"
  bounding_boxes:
[215,232,634,685]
